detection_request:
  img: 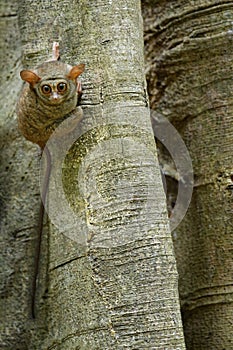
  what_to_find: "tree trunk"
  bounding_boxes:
[143,1,233,349]
[1,1,185,348]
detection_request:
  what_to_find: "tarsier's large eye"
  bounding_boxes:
[41,85,51,94]
[57,82,67,93]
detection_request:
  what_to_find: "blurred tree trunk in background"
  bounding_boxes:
[143,1,233,349]
[0,1,185,349]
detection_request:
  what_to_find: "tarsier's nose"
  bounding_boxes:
[52,92,59,100]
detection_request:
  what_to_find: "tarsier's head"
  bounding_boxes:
[20,61,85,106]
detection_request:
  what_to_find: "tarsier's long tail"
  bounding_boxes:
[31,146,51,319]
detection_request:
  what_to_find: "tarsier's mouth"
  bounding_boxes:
[43,97,64,106]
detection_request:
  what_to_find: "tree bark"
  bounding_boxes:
[143,1,233,349]
[1,1,185,348]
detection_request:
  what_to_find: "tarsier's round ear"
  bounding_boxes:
[20,70,41,85]
[67,64,85,80]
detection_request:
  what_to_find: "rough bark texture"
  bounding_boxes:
[143,1,233,349]
[1,0,185,349]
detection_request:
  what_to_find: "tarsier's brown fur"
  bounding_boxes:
[17,59,85,148]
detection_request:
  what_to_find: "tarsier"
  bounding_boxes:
[16,42,85,318]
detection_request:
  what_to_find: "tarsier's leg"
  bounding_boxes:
[52,42,60,61]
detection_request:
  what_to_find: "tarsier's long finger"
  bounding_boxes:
[77,81,82,96]
[52,42,60,61]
